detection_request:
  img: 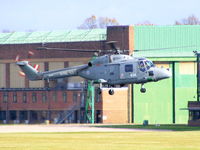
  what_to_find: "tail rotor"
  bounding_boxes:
[15,51,40,78]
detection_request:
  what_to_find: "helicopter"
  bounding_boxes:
[16,42,171,95]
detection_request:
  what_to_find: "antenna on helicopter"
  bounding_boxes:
[106,41,119,50]
[106,41,125,54]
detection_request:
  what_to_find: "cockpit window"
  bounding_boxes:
[146,60,154,68]
[145,61,154,69]
[139,60,154,71]
[139,61,146,72]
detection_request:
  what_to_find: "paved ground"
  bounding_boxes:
[0,124,158,133]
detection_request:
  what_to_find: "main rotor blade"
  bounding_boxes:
[36,47,101,53]
[36,46,130,55]
[134,45,199,52]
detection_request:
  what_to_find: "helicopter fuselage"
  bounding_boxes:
[16,54,171,94]
[79,54,171,86]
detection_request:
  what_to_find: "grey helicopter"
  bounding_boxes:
[16,42,171,95]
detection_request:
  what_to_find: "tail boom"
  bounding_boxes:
[16,61,42,80]
[16,61,88,81]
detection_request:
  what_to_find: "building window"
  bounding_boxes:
[80,92,85,107]
[13,93,17,103]
[23,92,27,103]
[63,92,67,103]
[0,111,6,120]
[3,92,8,103]
[189,110,200,121]
[32,93,37,103]
[42,93,47,103]
[53,91,57,102]
[73,92,78,102]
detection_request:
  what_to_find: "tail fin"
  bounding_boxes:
[16,61,41,80]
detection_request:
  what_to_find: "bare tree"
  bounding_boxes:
[175,15,200,25]
[2,29,13,33]
[78,15,119,29]
[98,17,119,28]
[78,15,97,29]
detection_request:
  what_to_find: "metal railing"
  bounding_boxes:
[56,105,80,124]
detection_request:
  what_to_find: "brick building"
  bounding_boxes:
[0,26,133,124]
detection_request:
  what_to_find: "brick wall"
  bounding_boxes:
[101,88,132,124]
[0,90,82,111]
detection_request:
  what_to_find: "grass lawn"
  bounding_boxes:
[0,131,200,150]
[96,124,200,131]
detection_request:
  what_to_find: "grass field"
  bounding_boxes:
[1,131,200,150]
[97,124,200,131]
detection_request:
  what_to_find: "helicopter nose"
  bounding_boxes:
[154,67,172,81]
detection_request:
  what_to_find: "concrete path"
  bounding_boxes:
[0,124,158,133]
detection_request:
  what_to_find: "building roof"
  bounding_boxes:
[0,29,106,44]
[1,25,200,60]
[133,25,200,59]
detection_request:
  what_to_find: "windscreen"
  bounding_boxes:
[139,60,154,71]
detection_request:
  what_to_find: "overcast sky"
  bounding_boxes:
[0,0,200,32]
